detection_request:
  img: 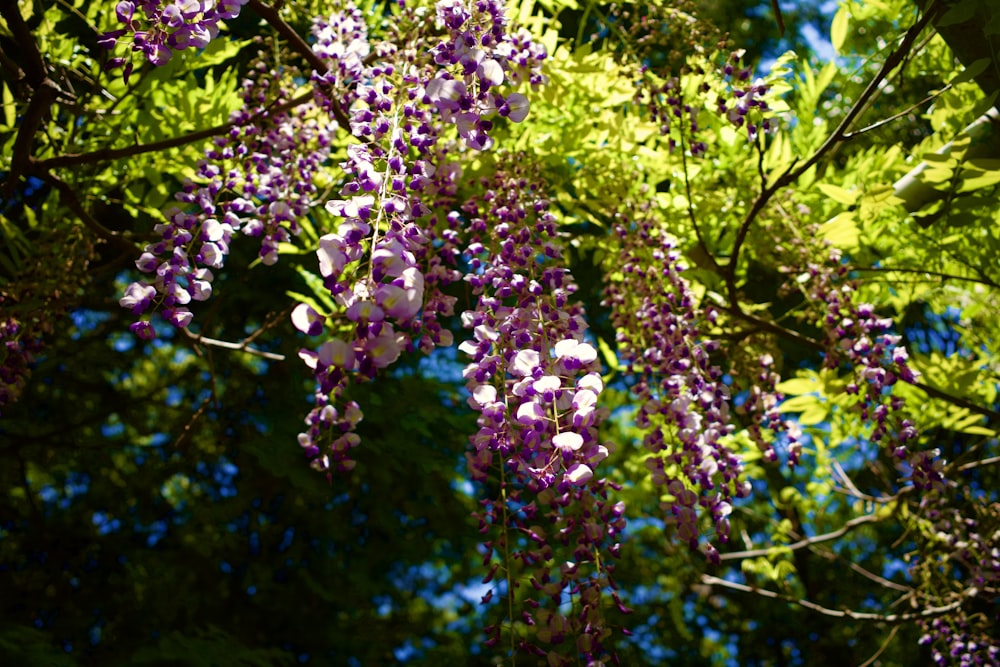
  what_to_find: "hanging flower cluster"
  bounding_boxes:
[456,159,624,663]
[102,0,248,80]
[288,0,546,474]
[915,491,1000,666]
[792,247,937,489]
[639,75,709,155]
[736,351,802,464]
[604,204,748,560]
[120,58,338,340]
[715,49,775,142]
[0,305,39,415]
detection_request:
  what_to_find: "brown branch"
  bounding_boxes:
[4,77,57,195]
[35,171,139,249]
[810,545,914,593]
[858,625,900,667]
[172,396,212,452]
[246,0,351,131]
[843,86,951,140]
[719,511,886,561]
[723,2,941,300]
[0,45,26,93]
[854,265,1000,289]
[700,574,963,622]
[769,0,785,36]
[678,120,722,274]
[957,454,1000,472]
[0,0,48,88]
[183,327,286,361]
[913,380,1000,424]
[34,92,314,171]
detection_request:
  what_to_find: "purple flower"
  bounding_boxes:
[553,432,583,452]
[564,462,593,485]
[291,303,325,336]
[120,282,157,314]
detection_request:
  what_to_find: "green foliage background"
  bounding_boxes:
[1,0,998,664]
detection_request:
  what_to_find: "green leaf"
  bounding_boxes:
[949,58,990,86]
[816,183,858,206]
[775,377,820,395]
[598,336,621,372]
[937,1,978,27]
[830,6,850,54]
[818,212,859,249]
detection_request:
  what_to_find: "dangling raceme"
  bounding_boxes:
[604,202,748,562]
[102,0,248,81]
[291,0,545,473]
[457,157,624,664]
[914,490,1000,666]
[119,50,341,340]
[787,243,935,490]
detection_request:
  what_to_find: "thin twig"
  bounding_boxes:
[34,92,313,171]
[678,114,722,274]
[854,265,999,289]
[843,86,951,139]
[183,327,286,361]
[246,0,351,131]
[5,78,57,195]
[36,171,139,248]
[172,396,212,451]
[0,0,48,87]
[858,625,900,667]
[719,512,885,561]
[957,455,1000,472]
[810,546,914,593]
[723,3,941,299]
[700,574,963,622]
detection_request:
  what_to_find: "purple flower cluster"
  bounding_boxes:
[738,352,803,464]
[800,248,935,488]
[290,0,546,473]
[457,161,622,662]
[921,616,1000,667]
[604,205,748,559]
[120,60,337,340]
[457,164,608,494]
[101,0,247,80]
[423,0,545,151]
[0,307,40,415]
[715,50,774,142]
[915,493,1000,666]
[641,75,709,155]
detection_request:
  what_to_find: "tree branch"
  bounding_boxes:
[723,2,941,299]
[858,625,900,667]
[700,574,962,622]
[246,0,352,131]
[854,265,1000,289]
[842,86,951,140]
[33,92,313,171]
[957,454,1000,472]
[35,171,139,249]
[183,327,286,361]
[0,0,48,88]
[719,511,886,561]
[4,77,57,196]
